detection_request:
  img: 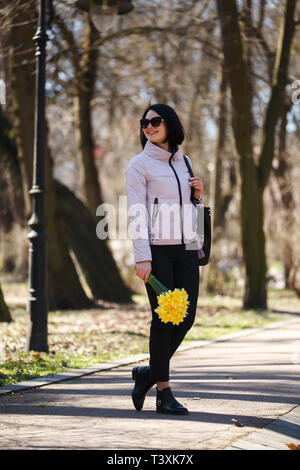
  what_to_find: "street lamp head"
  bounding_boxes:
[75,0,134,32]
[75,0,134,15]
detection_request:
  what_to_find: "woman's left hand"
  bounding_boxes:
[189,177,203,200]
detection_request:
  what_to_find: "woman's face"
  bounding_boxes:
[143,109,168,146]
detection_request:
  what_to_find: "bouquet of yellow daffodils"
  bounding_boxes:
[147,274,190,326]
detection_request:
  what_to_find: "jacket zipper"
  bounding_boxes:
[168,155,184,244]
[151,197,159,239]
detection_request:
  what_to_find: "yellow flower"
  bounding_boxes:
[154,287,190,325]
[142,273,190,325]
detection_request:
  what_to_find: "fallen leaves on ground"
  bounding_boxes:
[0,289,298,387]
[287,443,300,450]
[231,418,244,427]
[0,300,153,386]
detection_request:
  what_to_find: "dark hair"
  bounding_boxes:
[140,103,185,152]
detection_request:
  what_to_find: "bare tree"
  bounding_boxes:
[216,0,298,309]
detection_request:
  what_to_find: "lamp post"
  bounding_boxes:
[75,0,134,32]
[26,0,134,352]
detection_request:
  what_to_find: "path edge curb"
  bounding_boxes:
[224,404,300,450]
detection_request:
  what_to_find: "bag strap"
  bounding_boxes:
[183,155,203,204]
[183,155,194,177]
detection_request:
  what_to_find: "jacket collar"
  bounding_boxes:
[143,139,181,161]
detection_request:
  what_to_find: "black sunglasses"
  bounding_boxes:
[140,116,165,129]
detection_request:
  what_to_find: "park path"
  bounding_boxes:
[0,319,299,450]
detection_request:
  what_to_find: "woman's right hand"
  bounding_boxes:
[135,261,152,283]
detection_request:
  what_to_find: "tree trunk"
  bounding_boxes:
[257,0,298,191]
[72,15,104,216]
[216,0,266,308]
[0,108,15,317]
[207,58,236,293]
[44,124,94,309]
[73,89,104,216]
[0,105,26,275]
[273,97,296,289]
[184,59,206,157]
[0,107,133,304]
[0,284,11,322]
[2,68,132,308]
[289,261,300,299]
[55,180,134,303]
[8,0,91,309]
[0,40,25,228]
[216,0,297,309]
[212,59,233,241]
[7,2,36,217]
[55,12,104,216]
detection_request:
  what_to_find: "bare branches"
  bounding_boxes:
[53,13,81,75]
[257,0,266,31]
[240,11,275,81]
[258,0,298,190]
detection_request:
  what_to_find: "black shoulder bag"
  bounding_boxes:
[183,155,211,266]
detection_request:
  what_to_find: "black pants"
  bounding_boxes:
[145,244,199,382]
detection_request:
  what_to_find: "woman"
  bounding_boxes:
[126,103,203,415]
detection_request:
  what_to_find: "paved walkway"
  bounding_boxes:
[0,319,299,450]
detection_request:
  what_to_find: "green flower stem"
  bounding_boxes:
[147,274,169,296]
[134,265,168,296]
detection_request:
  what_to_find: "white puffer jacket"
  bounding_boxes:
[125,139,199,263]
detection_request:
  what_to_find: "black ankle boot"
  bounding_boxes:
[131,366,155,411]
[156,387,189,415]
